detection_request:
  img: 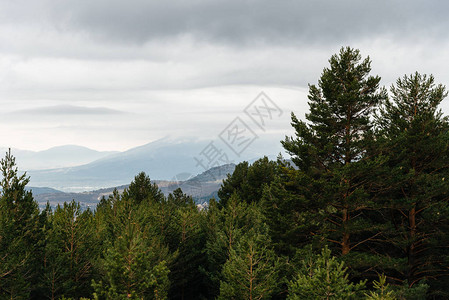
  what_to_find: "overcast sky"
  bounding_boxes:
[0,0,448,152]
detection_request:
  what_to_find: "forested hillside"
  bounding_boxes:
[1,47,449,299]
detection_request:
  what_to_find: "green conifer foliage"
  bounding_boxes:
[218,157,277,207]
[218,228,280,300]
[124,172,164,205]
[281,47,387,259]
[287,246,365,300]
[92,220,169,299]
[364,275,396,300]
[0,150,43,299]
[374,73,449,296]
[43,201,97,299]
[93,173,172,300]
[166,188,208,299]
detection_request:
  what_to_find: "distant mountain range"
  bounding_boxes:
[23,137,276,192]
[30,163,236,210]
[2,145,117,170]
[2,136,286,209]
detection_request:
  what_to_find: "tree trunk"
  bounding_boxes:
[408,206,416,284]
[342,208,350,255]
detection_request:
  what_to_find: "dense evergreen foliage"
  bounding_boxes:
[1,47,449,299]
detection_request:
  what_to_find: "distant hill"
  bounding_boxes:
[27,137,207,192]
[26,187,64,195]
[26,137,263,192]
[158,163,236,202]
[32,184,129,210]
[1,145,117,170]
[33,163,236,209]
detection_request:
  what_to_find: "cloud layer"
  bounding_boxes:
[0,1,448,151]
[3,1,448,45]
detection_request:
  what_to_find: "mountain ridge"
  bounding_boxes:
[0,145,117,170]
[32,163,236,209]
[26,137,273,192]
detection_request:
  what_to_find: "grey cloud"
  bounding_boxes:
[1,0,447,91]
[9,105,127,116]
[35,0,449,45]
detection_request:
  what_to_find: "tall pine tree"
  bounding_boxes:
[374,72,449,297]
[0,150,43,299]
[281,47,387,260]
